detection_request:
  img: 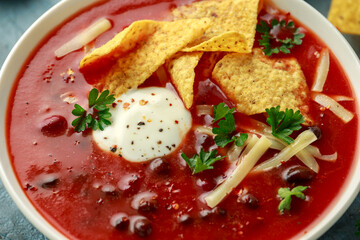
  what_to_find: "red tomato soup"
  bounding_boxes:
[5,0,358,239]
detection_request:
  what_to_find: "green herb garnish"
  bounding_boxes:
[212,103,248,148]
[256,19,305,56]
[213,102,235,122]
[278,186,307,213]
[181,149,225,174]
[72,88,115,132]
[265,106,304,144]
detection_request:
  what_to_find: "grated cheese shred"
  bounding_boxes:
[205,135,271,208]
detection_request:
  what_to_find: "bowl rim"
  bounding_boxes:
[0,0,100,239]
[271,0,360,238]
[0,0,359,239]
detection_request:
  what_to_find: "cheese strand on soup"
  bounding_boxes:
[253,130,317,172]
[205,135,271,208]
[55,18,111,58]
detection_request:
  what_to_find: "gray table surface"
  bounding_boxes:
[0,0,359,239]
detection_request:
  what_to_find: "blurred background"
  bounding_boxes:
[0,0,359,239]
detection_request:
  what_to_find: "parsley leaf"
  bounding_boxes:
[234,133,248,146]
[213,113,235,147]
[213,102,235,123]
[181,149,225,174]
[256,19,305,56]
[265,106,304,144]
[212,103,248,148]
[71,104,87,132]
[278,186,307,213]
[71,88,115,132]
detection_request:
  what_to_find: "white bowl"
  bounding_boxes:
[0,0,359,239]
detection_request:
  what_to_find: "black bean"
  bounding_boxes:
[213,207,227,216]
[138,199,158,213]
[238,193,259,209]
[199,209,213,220]
[308,126,322,140]
[149,158,170,175]
[199,207,227,220]
[101,184,120,198]
[283,165,315,184]
[134,218,152,237]
[41,176,59,189]
[111,213,130,231]
[177,214,193,225]
[118,174,141,196]
[196,178,216,191]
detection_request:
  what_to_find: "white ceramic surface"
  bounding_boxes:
[0,0,359,239]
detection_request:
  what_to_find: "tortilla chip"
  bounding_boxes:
[80,21,156,68]
[80,18,211,97]
[172,0,259,53]
[328,0,360,35]
[166,52,203,109]
[212,48,310,116]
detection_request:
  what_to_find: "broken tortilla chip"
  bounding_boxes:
[80,18,211,97]
[212,48,310,117]
[166,52,203,109]
[172,0,259,53]
[328,0,360,35]
[80,21,156,68]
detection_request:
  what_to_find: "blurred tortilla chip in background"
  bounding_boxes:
[328,0,360,35]
[172,0,260,53]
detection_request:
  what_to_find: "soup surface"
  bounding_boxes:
[6,0,358,239]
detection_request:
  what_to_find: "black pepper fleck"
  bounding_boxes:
[110,146,117,152]
[159,128,163,132]
[138,121,145,126]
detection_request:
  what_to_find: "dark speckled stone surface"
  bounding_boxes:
[0,0,359,239]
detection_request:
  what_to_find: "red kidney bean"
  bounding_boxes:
[40,115,67,137]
